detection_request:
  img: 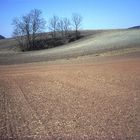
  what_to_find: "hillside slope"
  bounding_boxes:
[0,29,140,64]
[0,35,5,39]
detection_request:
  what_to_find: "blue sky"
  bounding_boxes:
[0,0,140,37]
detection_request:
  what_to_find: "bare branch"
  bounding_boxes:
[48,15,59,38]
[12,9,46,50]
[72,13,82,38]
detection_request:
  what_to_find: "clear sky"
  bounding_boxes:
[0,0,140,37]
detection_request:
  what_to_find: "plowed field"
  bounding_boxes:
[0,56,140,139]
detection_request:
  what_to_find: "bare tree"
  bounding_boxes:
[22,15,31,49]
[57,19,64,37]
[72,13,82,39]
[63,18,71,37]
[12,18,26,49]
[56,17,71,38]
[30,9,46,49]
[12,9,46,50]
[48,15,59,38]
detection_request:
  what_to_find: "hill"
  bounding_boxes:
[0,35,5,39]
[129,26,140,29]
[0,29,140,65]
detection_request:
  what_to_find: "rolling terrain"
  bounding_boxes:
[0,29,140,139]
[0,29,140,64]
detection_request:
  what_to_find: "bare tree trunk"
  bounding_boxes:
[72,13,82,39]
[12,9,46,51]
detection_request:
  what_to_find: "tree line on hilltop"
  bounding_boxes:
[12,9,82,51]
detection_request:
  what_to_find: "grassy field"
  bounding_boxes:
[0,29,140,64]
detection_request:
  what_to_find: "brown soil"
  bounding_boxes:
[0,55,140,139]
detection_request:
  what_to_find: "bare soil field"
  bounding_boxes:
[0,55,140,139]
